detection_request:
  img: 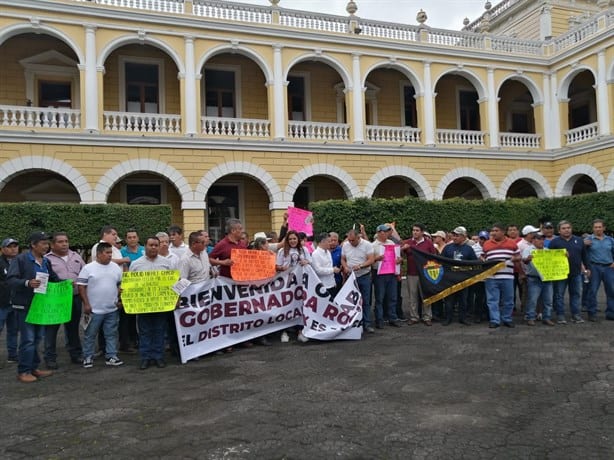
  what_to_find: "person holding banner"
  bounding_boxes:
[328,232,344,292]
[210,218,247,279]
[372,224,403,328]
[78,242,124,369]
[311,232,341,298]
[342,229,375,333]
[521,232,554,326]
[8,232,60,383]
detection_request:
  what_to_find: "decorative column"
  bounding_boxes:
[422,60,435,145]
[549,72,562,148]
[487,67,499,148]
[351,53,365,143]
[184,36,198,136]
[84,25,99,132]
[272,44,286,140]
[596,49,611,136]
[541,72,552,149]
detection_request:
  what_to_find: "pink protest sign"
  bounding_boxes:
[378,245,400,275]
[287,207,313,236]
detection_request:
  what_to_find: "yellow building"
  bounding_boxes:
[0,0,612,240]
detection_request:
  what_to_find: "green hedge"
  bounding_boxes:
[311,191,614,238]
[0,203,172,249]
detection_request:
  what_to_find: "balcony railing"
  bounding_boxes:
[499,132,541,149]
[192,0,271,24]
[288,121,349,142]
[427,28,485,49]
[463,0,522,32]
[0,105,81,129]
[565,122,599,145]
[491,36,543,55]
[202,116,270,137]
[279,10,348,33]
[103,111,181,134]
[78,0,184,14]
[553,17,600,52]
[366,125,421,144]
[436,129,486,146]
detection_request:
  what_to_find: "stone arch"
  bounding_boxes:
[95,159,193,203]
[497,73,543,105]
[362,61,423,94]
[0,22,84,64]
[555,164,605,197]
[284,53,351,88]
[435,167,497,200]
[433,68,487,100]
[97,34,185,74]
[285,164,360,202]
[558,66,597,100]
[197,44,273,83]
[364,166,433,200]
[196,162,284,208]
[499,169,553,198]
[0,156,92,202]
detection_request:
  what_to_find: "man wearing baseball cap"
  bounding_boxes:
[0,238,20,364]
[7,232,60,382]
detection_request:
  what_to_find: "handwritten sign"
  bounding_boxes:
[121,270,180,313]
[287,206,314,236]
[531,249,569,281]
[26,280,73,325]
[230,249,276,281]
[377,244,400,275]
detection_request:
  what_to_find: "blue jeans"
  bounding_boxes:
[526,276,553,320]
[82,310,119,359]
[0,305,18,360]
[14,308,45,374]
[485,278,514,325]
[355,273,373,328]
[553,274,582,318]
[138,313,167,360]
[373,274,398,323]
[588,264,614,317]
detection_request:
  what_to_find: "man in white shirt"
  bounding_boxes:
[311,232,341,298]
[168,225,188,258]
[178,232,212,283]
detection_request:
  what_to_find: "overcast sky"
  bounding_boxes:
[231,0,489,30]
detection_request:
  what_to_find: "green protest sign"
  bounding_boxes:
[531,249,569,281]
[26,280,73,325]
[121,270,180,314]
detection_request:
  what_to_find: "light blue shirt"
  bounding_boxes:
[586,234,614,265]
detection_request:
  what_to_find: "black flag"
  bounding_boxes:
[412,249,505,305]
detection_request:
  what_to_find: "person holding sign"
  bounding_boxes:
[130,236,174,370]
[311,232,341,298]
[372,224,403,328]
[210,219,247,279]
[522,233,554,326]
[342,229,375,333]
[7,232,60,383]
[77,242,124,369]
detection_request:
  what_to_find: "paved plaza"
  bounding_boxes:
[1,298,614,459]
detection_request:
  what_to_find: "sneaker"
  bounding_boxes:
[297,331,309,343]
[557,317,567,325]
[280,332,290,343]
[7,357,17,364]
[83,357,93,368]
[365,326,375,333]
[571,315,584,324]
[105,356,124,366]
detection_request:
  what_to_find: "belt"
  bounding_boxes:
[592,262,613,266]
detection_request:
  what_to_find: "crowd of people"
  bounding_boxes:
[0,215,612,384]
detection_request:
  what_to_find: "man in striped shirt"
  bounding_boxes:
[481,223,521,328]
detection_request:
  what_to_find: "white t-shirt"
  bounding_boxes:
[342,238,374,277]
[276,247,311,269]
[76,261,123,314]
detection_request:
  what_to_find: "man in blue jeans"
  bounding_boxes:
[8,232,60,383]
[342,229,375,333]
[521,232,554,326]
[584,219,614,321]
[550,220,590,324]
[0,237,19,364]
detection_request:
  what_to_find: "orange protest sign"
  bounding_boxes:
[230,249,276,281]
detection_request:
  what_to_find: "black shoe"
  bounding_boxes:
[45,360,58,370]
[70,356,83,364]
[154,359,166,369]
[489,323,500,329]
[442,319,452,326]
[389,320,403,328]
[139,359,150,370]
[459,319,471,326]
[257,337,273,346]
[588,315,598,322]
[375,321,384,329]
[503,321,515,328]
[606,316,614,321]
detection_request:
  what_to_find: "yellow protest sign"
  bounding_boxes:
[230,249,276,281]
[121,270,180,314]
[531,249,569,281]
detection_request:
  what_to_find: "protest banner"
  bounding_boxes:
[230,248,276,281]
[413,249,505,305]
[174,265,363,362]
[121,270,180,314]
[287,206,314,236]
[377,244,400,275]
[530,249,569,281]
[26,280,73,325]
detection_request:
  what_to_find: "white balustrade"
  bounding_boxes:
[491,37,543,55]
[0,105,81,129]
[464,0,521,32]
[359,20,417,41]
[279,10,348,33]
[288,121,349,141]
[554,17,600,52]
[436,129,485,146]
[428,29,485,49]
[565,122,599,145]
[366,125,421,144]
[77,0,184,14]
[201,117,270,137]
[103,111,181,134]
[192,1,271,24]
[499,132,541,148]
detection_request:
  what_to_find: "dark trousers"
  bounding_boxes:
[119,308,138,349]
[44,295,83,362]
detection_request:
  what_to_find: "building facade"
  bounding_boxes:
[0,0,612,240]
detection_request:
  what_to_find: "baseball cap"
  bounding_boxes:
[522,225,540,236]
[253,231,272,241]
[534,232,545,239]
[432,230,446,239]
[451,226,467,236]
[478,230,490,239]
[376,224,392,232]
[1,238,18,248]
[28,232,50,244]
[542,222,554,229]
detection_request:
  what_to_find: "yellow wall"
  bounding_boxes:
[291,62,342,123]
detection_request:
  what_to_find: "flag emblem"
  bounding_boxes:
[423,260,443,284]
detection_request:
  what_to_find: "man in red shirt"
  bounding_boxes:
[401,223,437,326]
[209,218,247,279]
